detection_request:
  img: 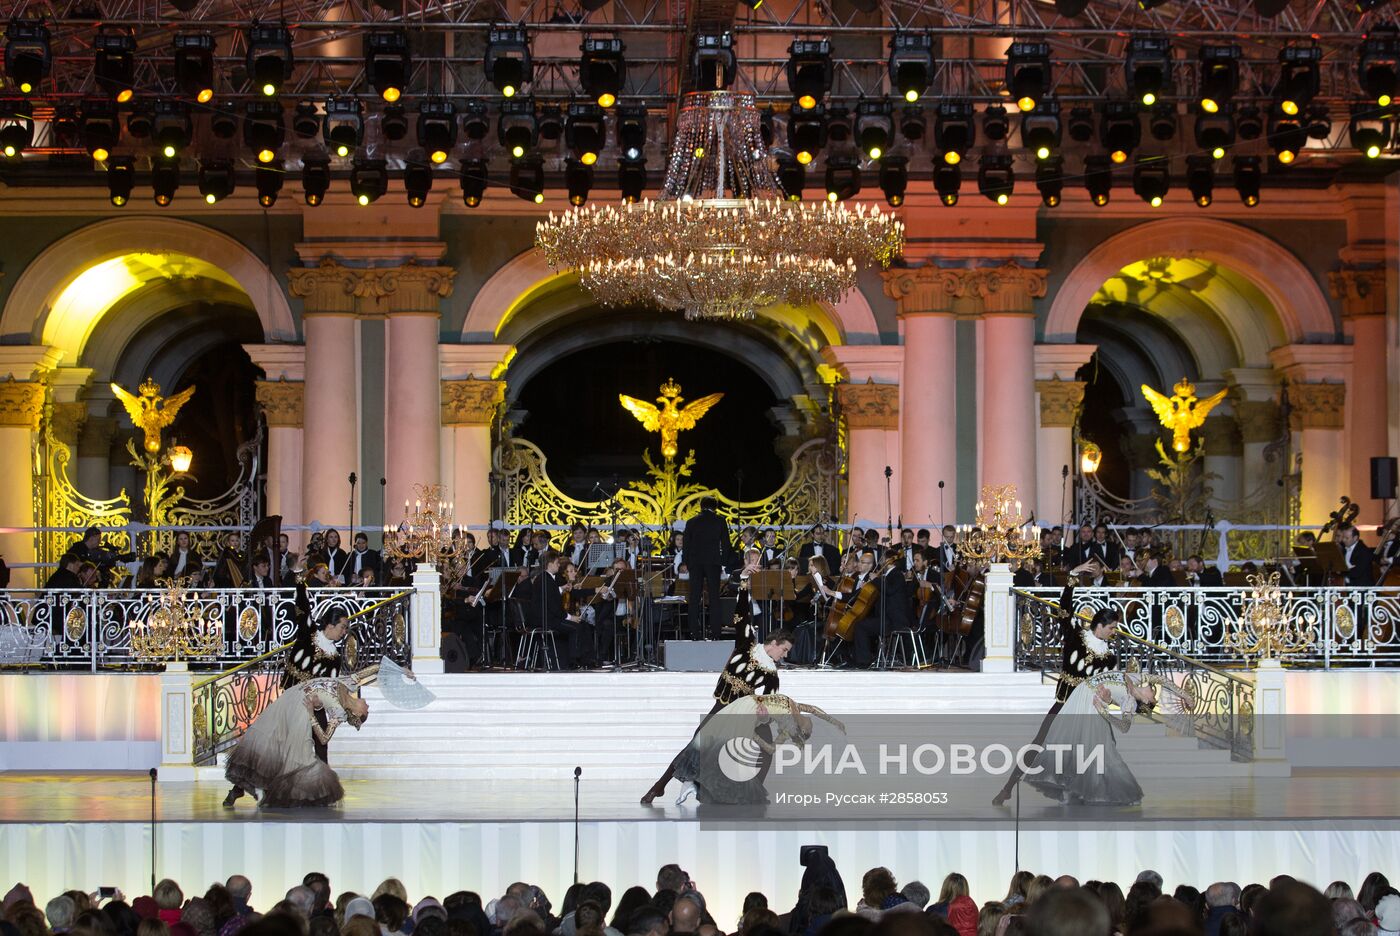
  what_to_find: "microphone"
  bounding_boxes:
[1062,464,1070,479]
[884,466,893,479]
[349,472,358,486]
[938,480,945,489]
[574,766,582,778]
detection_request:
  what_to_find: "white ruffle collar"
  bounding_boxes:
[751,642,777,673]
[1082,628,1109,656]
[314,632,340,658]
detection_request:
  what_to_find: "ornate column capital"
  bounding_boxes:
[255,380,305,428]
[1201,414,1243,456]
[289,258,457,317]
[881,265,968,315]
[967,261,1049,314]
[50,401,87,445]
[1327,267,1386,318]
[0,380,45,430]
[1288,382,1345,430]
[441,379,504,427]
[1231,398,1282,445]
[837,380,900,430]
[1035,378,1085,428]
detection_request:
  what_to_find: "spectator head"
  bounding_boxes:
[71,909,116,936]
[899,884,930,911]
[300,878,329,915]
[669,896,703,935]
[372,883,408,906]
[62,896,90,917]
[975,901,1007,936]
[626,908,667,936]
[1330,898,1368,931]
[282,890,315,921]
[1003,874,1033,906]
[1205,883,1240,909]
[1171,886,1204,922]
[1239,885,1267,916]
[1095,884,1124,932]
[1217,915,1249,936]
[1022,879,1054,909]
[266,906,308,936]
[611,889,652,932]
[1135,872,1164,891]
[1359,874,1393,914]
[201,887,234,929]
[135,921,169,936]
[1326,882,1356,901]
[413,901,448,926]
[1337,919,1378,936]
[1052,877,1078,891]
[179,902,215,936]
[306,918,337,936]
[936,875,969,907]
[505,918,545,936]
[342,899,374,925]
[47,896,78,933]
[341,918,378,936]
[868,911,947,936]
[226,879,252,908]
[580,884,611,918]
[863,870,899,908]
[1023,888,1109,936]
[372,896,410,935]
[573,901,606,936]
[154,882,183,913]
[738,910,778,936]
[812,916,873,936]
[1252,880,1334,936]
[492,898,522,927]
[1123,882,1161,929]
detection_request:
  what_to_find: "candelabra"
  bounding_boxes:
[382,483,468,571]
[1225,571,1316,661]
[130,579,223,661]
[957,484,1041,564]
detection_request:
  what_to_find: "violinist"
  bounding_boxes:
[1114,556,1142,587]
[1185,554,1222,588]
[896,528,920,574]
[807,555,843,604]
[910,550,942,629]
[916,528,933,560]
[844,527,867,560]
[559,560,601,668]
[1089,524,1120,569]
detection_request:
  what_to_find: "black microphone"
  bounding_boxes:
[574,766,582,778]
[938,480,945,489]
[884,466,893,479]
[1062,464,1070,479]
[349,472,358,486]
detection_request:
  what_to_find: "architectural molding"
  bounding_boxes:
[77,415,119,458]
[1288,382,1346,430]
[837,379,899,430]
[288,259,457,317]
[50,401,87,445]
[255,380,305,428]
[968,262,1049,314]
[1232,399,1283,445]
[0,381,46,430]
[882,265,967,314]
[1327,267,1386,318]
[1201,414,1243,456]
[1035,378,1085,428]
[441,379,505,427]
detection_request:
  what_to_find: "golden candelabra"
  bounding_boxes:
[957,484,1041,563]
[382,483,467,570]
[129,578,223,661]
[1225,571,1316,661]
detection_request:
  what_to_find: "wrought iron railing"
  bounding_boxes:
[0,587,410,671]
[190,589,413,766]
[1013,588,1256,761]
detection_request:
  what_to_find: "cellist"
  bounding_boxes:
[853,552,908,668]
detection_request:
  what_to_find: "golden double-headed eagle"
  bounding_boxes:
[619,378,723,459]
[112,378,195,454]
[1141,378,1227,454]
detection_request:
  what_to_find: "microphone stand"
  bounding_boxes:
[379,478,387,548]
[348,472,358,544]
[879,467,893,669]
[883,466,894,551]
[1060,465,1071,565]
[572,766,583,884]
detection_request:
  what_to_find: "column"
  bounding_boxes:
[1225,368,1284,498]
[1288,382,1347,527]
[0,381,45,587]
[387,312,445,515]
[836,381,900,528]
[1034,378,1085,525]
[254,380,305,532]
[441,379,505,528]
[1330,268,1391,524]
[1201,415,1243,505]
[76,415,118,499]
[159,661,196,781]
[884,266,962,524]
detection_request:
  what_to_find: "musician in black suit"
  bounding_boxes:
[320,529,350,585]
[345,533,381,584]
[1186,555,1223,588]
[1061,524,1096,569]
[853,556,908,668]
[1089,524,1120,570]
[514,549,586,667]
[44,552,84,590]
[682,497,730,640]
[1337,523,1376,586]
[1141,549,1175,588]
[934,525,959,572]
[797,525,841,575]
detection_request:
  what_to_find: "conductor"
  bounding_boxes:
[683,496,730,640]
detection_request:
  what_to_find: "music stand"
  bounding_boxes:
[584,543,627,573]
[748,571,795,642]
[1292,546,1324,585]
[1312,542,1346,581]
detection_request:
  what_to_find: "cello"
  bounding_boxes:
[825,555,897,641]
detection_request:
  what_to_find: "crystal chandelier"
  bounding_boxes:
[957,484,1042,564]
[382,482,468,570]
[535,90,905,321]
[130,579,223,661]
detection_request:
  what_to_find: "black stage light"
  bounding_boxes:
[1198,45,1239,114]
[323,97,363,157]
[826,105,852,143]
[982,103,1009,141]
[486,26,532,98]
[564,158,593,205]
[1133,156,1170,207]
[174,33,215,103]
[787,39,833,110]
[1360,29,1400,107]
[126,105,152,139]
[302,153,330,205]
[878,155,908,207]
[537,104,563,141]
[95,29,137,103]
[933,161,961,205]
[1349,102,1392,157]
[243,100,285,164]
[1084,154,1113,206]
[1149,101,1177,140]
[210,101,238,139]
[1194,104,1235,159]
[1277,44,1321,116]
[692,32,735,92]
[1253,0,1291,15]
[510,158,545,204]
[1022,101,1061,159]
[618,157,647,203]
[199,159,234,204]
[825,156,861,202]
[1236,103,1264,139]
[153,99,191,158]
[1267,104,1307,163]
[1036,155,1064,206]
[580,37,625,108]
[776,156,804,200]
[935,100,975,164]
[1187,154,1214,207]
[4,20,51,95]
[978,153,1014,205]
[350,158,388,206]
[855,98,893,159]
[50,103,79,147]
[462,101,489,141]
[1101,100,1141,163]
[1233,155,1261,206]
[293,101,319,139]
[1304,101,1332,139]
[1127,36,1172,107]
[788,104,827,165]
[565,102,605,165]
[247,23,292,98]
[0,99,33,158]
[366,30,409,103]
[404,158,433,207]
[255,164,282,206]
[170,0,199,13]
[889,32,933,103]
[417,99,457,164]
[498,97,539,159]
[1006,40,1051,112]
[381,103,408,141]
[617,105,646,160]
[1067,105,1094,142]
[107,155,134,206]
[460,158,487,207]
[900,104,926,141]
[152,155,180,206]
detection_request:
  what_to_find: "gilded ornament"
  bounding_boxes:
[1335,605,1356,641]
[1164,606,1186,642]
[837,381,899,431]
[237,607,260,642]
[112,378,195,454]
[392,612,406,647]
[619,379,724,460]
[64,608,86,642]
[1142,378,1228,455]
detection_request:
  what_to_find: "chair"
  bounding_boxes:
[516,628,562,671]
[880,627,929,669]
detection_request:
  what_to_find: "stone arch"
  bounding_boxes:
[1,217,297,356]
[1043,218,1336,347]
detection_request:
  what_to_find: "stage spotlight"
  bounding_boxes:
[152,155,180,206]
[760,107,775,147]
[827,105,852,143]
[1100,100,1141,163]
[900,105,926,141]
[934,100,975,164]
[618,157,647,203]
[933,161,961,205]
[510,158,545,204]
[565,102,605,165]
[563,158,593,206]
[1233,155,1261,205]
[1133,156,1170,206]
[95,29,136,102]
[246,23,292,98]
[1187,154,1214,206]
[293,101,320,139]
[979,155,1014,205]
[878,155,908,207]
[199,159,234,204]
[1035,156,1064,206]
[1149,101,1177,140]
[461,101,489,141]
[1304,101,1332,139]
[243,100,285,164]
[1198,45,1239,114]
[825,158,861,202]
[855,98,893,160]
[106,155,134,206]
[174,33,215,103]
[460,158,487,207]
[0,100,32,158]
[1067,105,1094,142]
[4,20,51,95]
[210,101,238,139]
[617,105,647,160]
[1138,0,1169,8]
[381,103,409,141]
[1236,103,1264,139]
[417,99,457,164]
[1127,36,1171,106]
[404,158,433,207]
[498,97,539,159]
[787,39,833,110]
[776,157,804,200]
[1021,102,1061,159]
[366,30,409,103]
[50,104,79,147]
[691,32,736,93]
[302,153,330,206]
[1006,40,1051,111]
[1277,44,1320,115]
[1084,154,1113,206]
[153,100,191,158]
[1360,30,1400,106]
[788,105,827,165]
[982,103,1009,141]
[350,158,388,206]
[486,26,531,98]
[1194,105,1235,159]
[1268,105,1306,163]
[256,164,282,206]
[1350,102,1392,157]
[580,37,625,108]
[537,105,563,141]
[888,32,933,103]
[126,105,152,139]
[323,97,363,157]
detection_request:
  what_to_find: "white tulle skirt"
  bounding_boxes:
[224,686,345,808]
[1026,679,1144,806]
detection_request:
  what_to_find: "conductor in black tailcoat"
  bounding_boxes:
[682,497,731,640]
